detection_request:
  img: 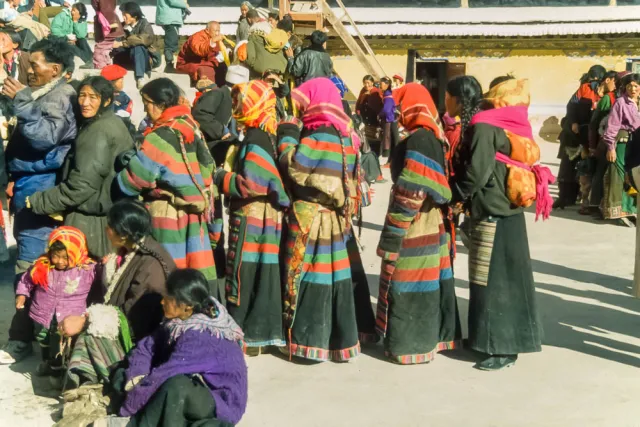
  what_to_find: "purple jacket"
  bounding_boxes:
[16,265,96,328]
[379,89,396,124]
[121,326,248,424]
[604,94,640,151]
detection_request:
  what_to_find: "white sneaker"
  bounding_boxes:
[136,78,145,90]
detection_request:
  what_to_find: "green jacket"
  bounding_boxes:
[155,0,187,27]
[453,123,524,220]
[245,33,287,79]
[30,110,135,258]
[50,8,88,39]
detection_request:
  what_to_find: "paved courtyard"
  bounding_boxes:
[1,139,639,426]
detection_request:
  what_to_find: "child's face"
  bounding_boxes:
[161,296,193,320]
[113,78,124,92]
[50,249,69,270]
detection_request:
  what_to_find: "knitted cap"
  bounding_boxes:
[101,64,127,81]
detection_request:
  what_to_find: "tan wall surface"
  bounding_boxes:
[332,52,627,107]
[460,55,627,106]
[333,54,409,100]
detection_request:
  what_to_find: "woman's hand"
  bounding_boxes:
[15,295,26,310]
[606,149,617,163]
[59,314,87,337]
[113,41,123,49]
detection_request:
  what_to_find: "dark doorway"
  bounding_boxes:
[414,60,466,112]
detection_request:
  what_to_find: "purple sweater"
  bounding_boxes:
[16,265,96,328]
[121,326,248,424]
[379,89,396,123]
[604,94,640,151]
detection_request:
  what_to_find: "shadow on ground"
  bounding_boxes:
[455,242,640,368]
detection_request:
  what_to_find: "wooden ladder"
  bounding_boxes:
[279,0,386,79]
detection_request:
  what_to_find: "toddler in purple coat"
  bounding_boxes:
[15,226,96,376]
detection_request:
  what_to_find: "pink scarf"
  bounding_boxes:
[291,78,361,150]
[472,105,555,221]
[470,106,534,140]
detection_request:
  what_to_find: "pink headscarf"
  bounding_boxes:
[291,78,361,150]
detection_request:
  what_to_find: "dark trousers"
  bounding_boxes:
[162,24,180,64]
[113,45,150,80]
[130,375,232,427]
[72,38,93,63]
[52,37,93,63]
[9,272,33,342]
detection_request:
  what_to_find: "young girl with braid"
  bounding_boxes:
[59,199,176,392]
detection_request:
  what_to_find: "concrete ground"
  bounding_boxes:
[1,128,639,425]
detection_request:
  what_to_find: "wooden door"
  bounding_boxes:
[445,62,466,81]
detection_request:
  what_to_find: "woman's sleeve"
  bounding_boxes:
[120,333,206,417]
[117,134,163,196]
[49,14,67,38]
[603,100,624,152]
[125,330,159,382]
[30,135,111,215]
[74,21,88,39]
[215,137,290,207]
[454,125,497,203]
[377,135,451,260]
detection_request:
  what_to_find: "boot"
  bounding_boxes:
[475,354,518,371]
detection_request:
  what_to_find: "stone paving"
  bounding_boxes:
[1,133,639,426]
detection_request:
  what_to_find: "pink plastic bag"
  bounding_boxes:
[97,11,111,39]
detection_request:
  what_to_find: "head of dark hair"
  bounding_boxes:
[30,38,74,72]
[72,2,88,22]
[78,76,114,114]
[277,15,293,32]
[246,9,260,20]
[446,75,483,136]
[580,65,606,84]
[380,76,392,90]
[166,269,214,315]
[625,73,640,89]
[489,74,515,89]
[268,11,279,21]
[602,70,618,83]
[107,199,152,244]
[49,239,67,255]
[140,78,181,110]
[362,74,375,84]
[310,30,327,47]
[119,1,144,21]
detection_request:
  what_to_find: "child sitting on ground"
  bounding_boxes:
[15,226,96,377]
[114,268,248,426]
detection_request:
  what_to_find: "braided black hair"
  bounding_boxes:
[107,199,172,278]
[137,238,171,278]
[166,269,217,318]
[446,75,483,137]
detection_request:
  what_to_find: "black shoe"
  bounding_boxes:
[552,199,565,210]
[475,355,518,371]
[164,63,175,73]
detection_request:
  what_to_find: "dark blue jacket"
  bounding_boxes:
[6,79,77,261]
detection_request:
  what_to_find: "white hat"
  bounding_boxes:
[226,65,250,85]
